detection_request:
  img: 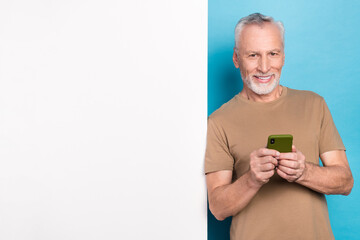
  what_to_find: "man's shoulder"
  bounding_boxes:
[287,87,323,98]
[286,87,324,102]
[208,95,240,122]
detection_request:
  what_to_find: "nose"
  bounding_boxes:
[258,56,270,73]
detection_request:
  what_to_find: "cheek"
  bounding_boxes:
[271,59,284,70]
[241,62,258,75]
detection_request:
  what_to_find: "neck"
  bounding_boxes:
[240,85,283,103]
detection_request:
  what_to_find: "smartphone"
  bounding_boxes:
[267,134,293,153]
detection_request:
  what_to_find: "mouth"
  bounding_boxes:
[253,74,273,83]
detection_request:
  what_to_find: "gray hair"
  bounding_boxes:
[234,13,285,49]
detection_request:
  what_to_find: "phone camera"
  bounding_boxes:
[270,138,275,144]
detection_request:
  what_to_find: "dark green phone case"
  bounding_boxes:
[267,134,293,153]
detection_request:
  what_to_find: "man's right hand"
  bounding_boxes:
[248,148,280,187]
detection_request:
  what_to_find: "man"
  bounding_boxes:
[205,13,353,240]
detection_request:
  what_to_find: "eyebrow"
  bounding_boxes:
[244,49,282,54]
[270,49,282,52]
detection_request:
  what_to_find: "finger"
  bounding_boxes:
[278,152,297,160]
[259,156,278,166]
[292,145,297,153]
[278,159,300,169]
[262,169,275,180]
[277,165,297,175]
[276,168,296,182]
[259,162,276,172]
[258,148,280,157]
[276,167,286,177]
[252,169,274,184]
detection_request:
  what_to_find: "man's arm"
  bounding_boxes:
[206,148,279,221]
[277,147,353,195]
[297,150,353,195]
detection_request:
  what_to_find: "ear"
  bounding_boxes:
[233,50,240,68]
[283,53,285,66]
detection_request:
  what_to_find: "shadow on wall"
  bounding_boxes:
[207,47,243,240]
[208,201,232,240]
[208,47,243,115]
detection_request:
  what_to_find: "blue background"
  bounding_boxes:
[208,1,360,239]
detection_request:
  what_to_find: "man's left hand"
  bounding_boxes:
[277,145,306,182]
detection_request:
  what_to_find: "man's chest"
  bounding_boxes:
[223,106,321,178]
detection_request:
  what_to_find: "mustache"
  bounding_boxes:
[252,73,276,77]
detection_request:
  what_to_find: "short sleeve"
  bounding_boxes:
[204,117,234,174]
[319,98,346,154]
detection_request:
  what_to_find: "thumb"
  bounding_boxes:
[292,145,297,153]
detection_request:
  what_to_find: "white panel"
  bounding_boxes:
[0,1,207,239]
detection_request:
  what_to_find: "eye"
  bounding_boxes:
[270,52,278,56]
[248,53,257,57]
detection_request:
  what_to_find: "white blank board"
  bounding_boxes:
[0,1,207,239]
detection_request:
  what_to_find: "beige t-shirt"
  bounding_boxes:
[205,87,345,240]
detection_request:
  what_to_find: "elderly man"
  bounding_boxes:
[205,13,353,240]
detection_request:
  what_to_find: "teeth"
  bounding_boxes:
[258,76,271,80]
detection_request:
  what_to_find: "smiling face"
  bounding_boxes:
[233,22,285,96]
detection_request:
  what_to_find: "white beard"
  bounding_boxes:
[242,73,280,95]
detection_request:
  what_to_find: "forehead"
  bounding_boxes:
[238,22,283,52]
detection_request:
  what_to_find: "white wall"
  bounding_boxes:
[0,1,207,239]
